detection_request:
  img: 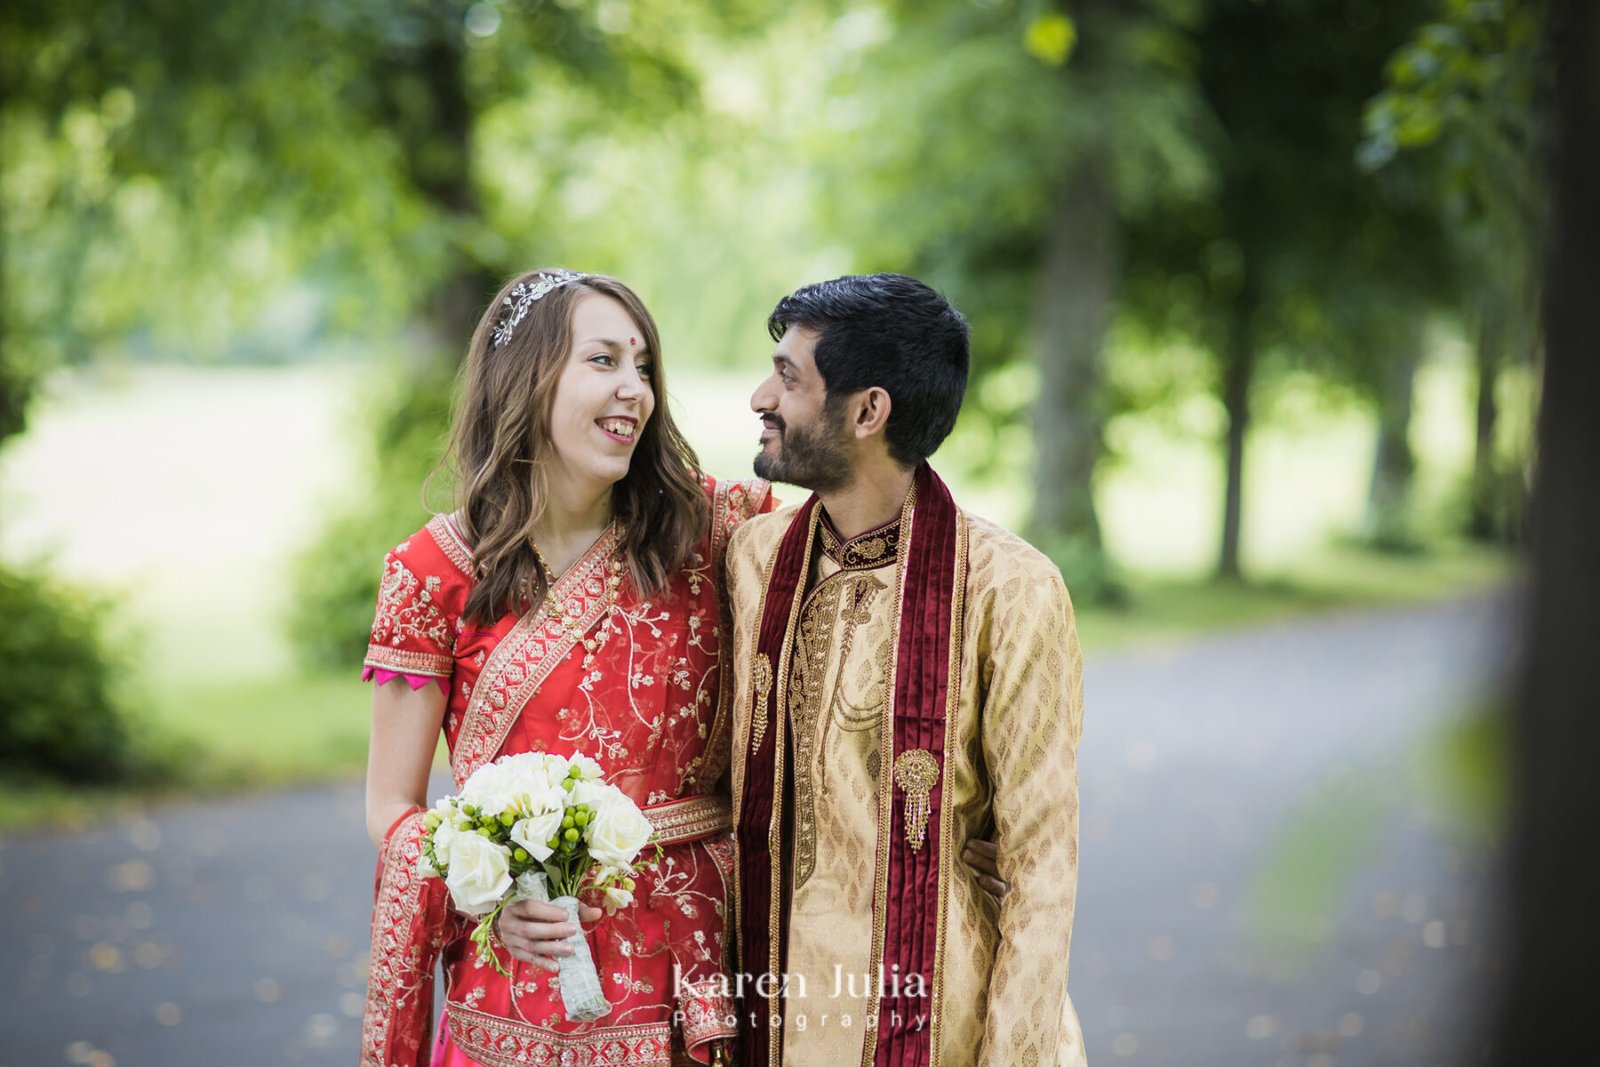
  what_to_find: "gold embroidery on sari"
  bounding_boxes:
[363,644,454,678]
[452,524,622,787]
[362,811,449,1067]
[447,1004,674,1067]
[371,557,454,651]
[645,794,732,843]
[426,512,476,576]
[677,974,739,1051]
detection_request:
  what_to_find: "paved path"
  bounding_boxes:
[0,593,1514,1066]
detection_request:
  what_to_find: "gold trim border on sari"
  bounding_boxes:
[647,794,732,844]
[426,512,477,577]
[362,809,454,1067]
[447,1004,674,1067]
[451,523,624,788]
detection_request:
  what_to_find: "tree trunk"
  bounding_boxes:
[1029,152,1114,577]
[0,320,19,448]
[1217,280,1257,581]
[421,34,496,352]
[1468,293,1506,542]
[1363,317,1426,549]
[384,30,497,358]
[1492,0,1600,1059]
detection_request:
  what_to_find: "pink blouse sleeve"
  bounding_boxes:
[360,665,449,692]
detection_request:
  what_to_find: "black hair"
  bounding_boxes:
[766,273,970,467]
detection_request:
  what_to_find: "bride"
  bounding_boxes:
[359,268,766,1066]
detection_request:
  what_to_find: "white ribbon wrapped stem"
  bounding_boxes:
[551,894,611,1021]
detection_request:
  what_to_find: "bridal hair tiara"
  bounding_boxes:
[491,270,586,349]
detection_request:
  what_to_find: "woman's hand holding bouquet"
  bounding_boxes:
[418,752,660,1020]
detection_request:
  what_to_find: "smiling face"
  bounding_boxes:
[749,324,853,491]
[544,292,656,501]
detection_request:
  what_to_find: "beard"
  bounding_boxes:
[752,397,853,492]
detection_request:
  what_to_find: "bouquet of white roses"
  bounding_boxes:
[418,751,660,1021]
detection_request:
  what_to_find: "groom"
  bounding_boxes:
[725,274,1087,1067]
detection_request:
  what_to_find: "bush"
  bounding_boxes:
[0,563,135,783]
[289,365,454,670]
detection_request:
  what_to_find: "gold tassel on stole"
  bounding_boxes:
[892,749,939,852]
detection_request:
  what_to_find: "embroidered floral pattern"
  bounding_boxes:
[677,975,739,1051]
[371,556,455,653]
[451,525,624,788]
[362,811,457,1067]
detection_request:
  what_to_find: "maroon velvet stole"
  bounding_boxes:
[736,464,963,1067]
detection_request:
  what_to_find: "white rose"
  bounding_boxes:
[443,831,513,916]
[427,819,463,875]
[585,796,654,870]
[569,778,622,813]
[495,752,567,795]
[490,752,541,775]
[430,796,459,820]
[510,801,565,863]
[459,761,522,817]
[566,753,604,781]
[602,885,634,915]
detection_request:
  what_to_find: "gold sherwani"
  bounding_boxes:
[728,476,1087,1067]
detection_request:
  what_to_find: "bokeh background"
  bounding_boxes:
[0,1,1555,1065]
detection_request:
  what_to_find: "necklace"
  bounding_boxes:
[532,540,625,671]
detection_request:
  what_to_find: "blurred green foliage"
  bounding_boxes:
[808,0,1215,587]
[0,0,1546,784]
[1361,0,1547,545]
[0,563,132,782]
[2,0,1544,543]
[290,364,456,670]
[1117,0,1460,569]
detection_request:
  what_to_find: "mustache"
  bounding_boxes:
[761,414,784,433]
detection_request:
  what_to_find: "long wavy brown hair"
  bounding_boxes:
[438,270,707,625]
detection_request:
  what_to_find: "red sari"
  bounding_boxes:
[360,477,770,1067]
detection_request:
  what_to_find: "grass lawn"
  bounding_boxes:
[156,672,374,786]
